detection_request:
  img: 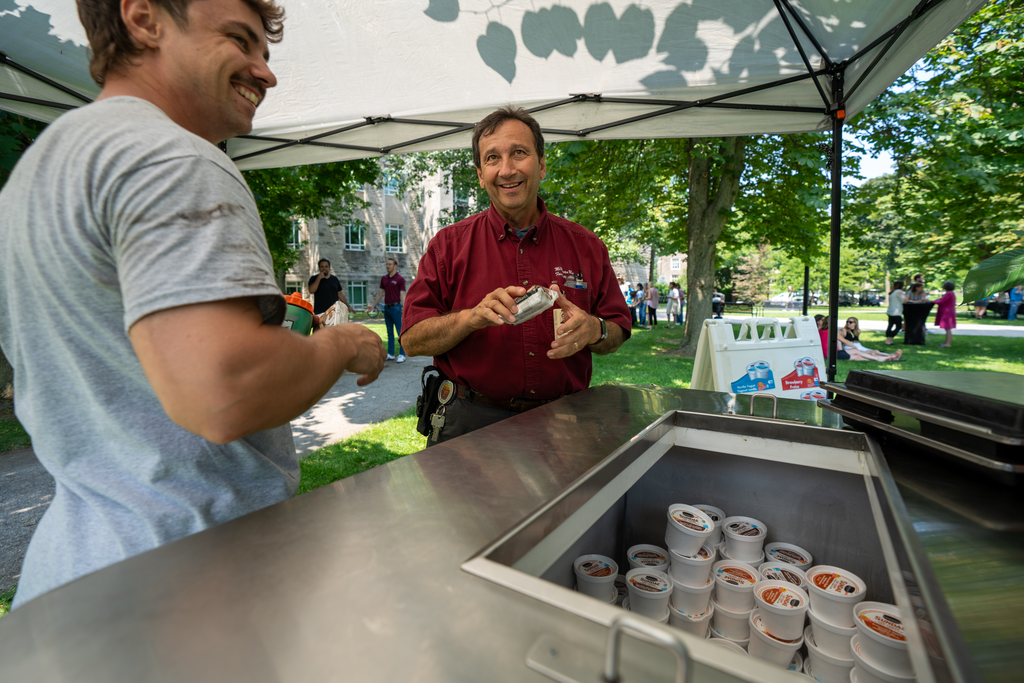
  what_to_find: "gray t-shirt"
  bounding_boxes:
[0,98,298,608]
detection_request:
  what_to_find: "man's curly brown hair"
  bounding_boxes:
[77,0,285,86]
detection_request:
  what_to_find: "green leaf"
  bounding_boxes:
[962,249,1024,303]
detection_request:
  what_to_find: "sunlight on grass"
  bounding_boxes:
[0,583,15,620]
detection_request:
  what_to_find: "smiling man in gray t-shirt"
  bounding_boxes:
[0,0,385,608]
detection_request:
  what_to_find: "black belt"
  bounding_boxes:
[454,383,554,413]
[385,302,402,308]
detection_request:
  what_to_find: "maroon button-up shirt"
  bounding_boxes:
[402,200,631,401]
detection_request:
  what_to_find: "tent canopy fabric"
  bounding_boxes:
[1,0,984,170]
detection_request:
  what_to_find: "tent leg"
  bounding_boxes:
[802,266,810,317]
[827,73,845,385]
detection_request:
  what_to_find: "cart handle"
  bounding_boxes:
[749,393,779,419]
[602,615,691,683]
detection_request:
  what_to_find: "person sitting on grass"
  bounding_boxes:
[837,317,903,361]
[934,280,957,348]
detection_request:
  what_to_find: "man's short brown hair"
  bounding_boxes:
[471,106,545,169]
[77,0,285,86]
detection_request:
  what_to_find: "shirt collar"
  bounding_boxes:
[487,198,548,242]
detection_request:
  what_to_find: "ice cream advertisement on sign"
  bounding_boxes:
[781,356,821,391]
[731,360,775,393]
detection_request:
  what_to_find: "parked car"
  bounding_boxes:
[859,289,883,306]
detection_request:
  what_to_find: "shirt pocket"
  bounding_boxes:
[562,286,592,313]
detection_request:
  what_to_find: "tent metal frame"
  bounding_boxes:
[0,0,949,383]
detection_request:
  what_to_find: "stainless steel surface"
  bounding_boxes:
[822,382,1024,446]
[0,385,1014,683]
[747,393,778,419]
[820,397,1024,475]
[603,616,691,683]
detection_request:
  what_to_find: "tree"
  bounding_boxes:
[849,0,1024,273]
[1,111,47,190]
[732,241,774,304]
[242,160,380,285]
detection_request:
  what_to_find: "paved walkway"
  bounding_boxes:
[0,320,427,596]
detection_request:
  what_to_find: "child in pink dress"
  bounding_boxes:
[934,281,957,347]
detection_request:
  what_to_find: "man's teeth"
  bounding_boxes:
[234,85,259,107]
[500,182,522,188]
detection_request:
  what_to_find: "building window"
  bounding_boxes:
[348,281,368,309]
[345,222,365,251]
[287,221,302,248]
[671,258,681,271]
[284,280,303,295]
[382,171,399,196]
[385,224,404,253]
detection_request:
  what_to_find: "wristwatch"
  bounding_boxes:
[589,316,607,346]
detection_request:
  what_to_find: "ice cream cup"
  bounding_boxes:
[706,637,748,655]
[758,561,808,590]
[664,504,714,556]
[719,542,765,569]
[788,651,804,675]
[722,516,768,562]
[851,635,916,683]
[573,581,616,603]
[853,602,913,677]
[693,504,726,546]
[574,554,618,600]
[627,543,671,573]
[754,360,771,379]
[711,594,753,642]
[809,605,857,658]
[746,363,758,380]
[623,594,670,623]
[747,609,805,668]
[806,625,856,683]
[805,565,867,628]
[709,629,749,651]
[712,560,759,612]
[753,580,810,641]
[668,600,713,637]
[764,541,813,570]
[626,568,673,620]
[669,543,716,587]
[670,573,714,615]
[613,574,629,606]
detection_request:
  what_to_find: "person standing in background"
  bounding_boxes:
[666,282,680,330]
[637,283,647,328]
[1009,285,1023,321]
[934,281,957,347]
[308,258,355,319]
[646,283,659,328]
[885,280,906,345]
[369,256,407,362]
[626,283,639,326]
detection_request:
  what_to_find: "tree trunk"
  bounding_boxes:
[1,347,13,400]
[679,137,749,353]
[648,241,657,285]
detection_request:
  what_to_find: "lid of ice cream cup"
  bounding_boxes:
[669,599,714,620]
[750,610,804,645]
[706,638,748,655]
[671,573,714,593]
[671,543,716,563]
[693,503,726,524]
[667,504,713,533]
[722,516,767,539]
[807,565,866,598]
[720,544,764,565]
[851,635,916,681]
[628,544,670,568]
[755,580,809,610]
[626,568,673,596]
[574,555,618,580]
[765,542,813,567]
[758,562,807,588]
[855,602,907,644]
[805,625,855,664]
[713,560,759,587]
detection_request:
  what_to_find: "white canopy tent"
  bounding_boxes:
[0,0,986,377]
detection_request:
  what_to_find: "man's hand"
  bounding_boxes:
[466,286,527,329]
[342,324,387,386]
[547,284,601,359]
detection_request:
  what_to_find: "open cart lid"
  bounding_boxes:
[1,0,987,170]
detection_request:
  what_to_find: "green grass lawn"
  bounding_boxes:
[802,306,1024,326]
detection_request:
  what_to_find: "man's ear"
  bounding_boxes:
[121,0,165,50]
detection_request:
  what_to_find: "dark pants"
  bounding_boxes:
[431,398,518,444]
[648,306,658,326]
[384,304,404,356]
[885,315,902,338]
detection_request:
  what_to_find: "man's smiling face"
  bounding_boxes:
[476,119,546,222]
[160,0,277,143]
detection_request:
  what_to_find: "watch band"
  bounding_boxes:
[589,317,607,346]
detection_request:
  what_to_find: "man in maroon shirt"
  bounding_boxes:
[401,106,630,443]
[368,256,407,362]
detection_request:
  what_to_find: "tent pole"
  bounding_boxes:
[802,266,810,317]
[827,72,845,384]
